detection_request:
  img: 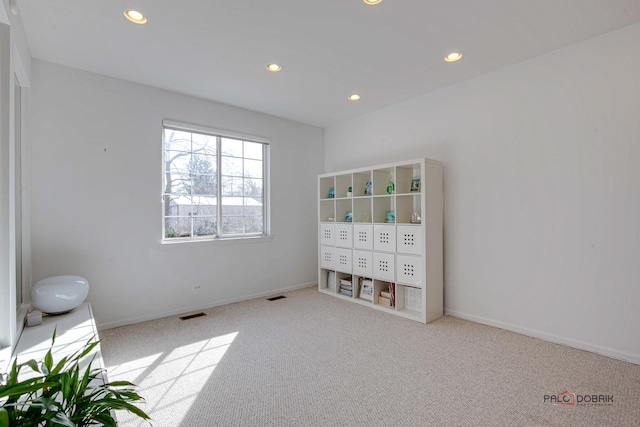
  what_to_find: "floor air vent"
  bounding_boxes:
[267,295,286,301]
[179,312,206,321]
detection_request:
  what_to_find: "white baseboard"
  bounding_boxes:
[445,309,640,365]
[97,282,317,330]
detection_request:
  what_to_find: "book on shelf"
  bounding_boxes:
[328,271,336,290]
[377,296,391,306]
[389,283,396,307]
[380,290,391,299]
[358,277,373,301]
[339,278,353,296]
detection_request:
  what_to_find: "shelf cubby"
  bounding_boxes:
[395,194,420,224]
[395,284,423,319]
[320,199,335,222]
[372,196,394,224]
[336,272,354,298]
[319,176,335,200]
[395,163,421,194]
[353,171,372,197]
[352,197,372,223]
[373,279,394,309]
[319,269,337,292]
[372,167,394,196]
[335,174,352,198]
[354,276,374,304]
[336,199,353,223]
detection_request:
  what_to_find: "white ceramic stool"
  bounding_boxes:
[31,275,89,314]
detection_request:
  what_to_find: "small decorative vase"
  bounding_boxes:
[386,180,395,194]
[385,211,395,223]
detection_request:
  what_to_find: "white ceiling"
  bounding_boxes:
[17,0,640,128]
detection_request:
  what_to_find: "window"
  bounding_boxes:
[162,121,269,241]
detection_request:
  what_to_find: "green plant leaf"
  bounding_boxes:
[0,380,58,399]
[22,359,40,374]
[46,410,75,427]
[43,350,53,374]
[0,408,8,427]
[93,412,117,427]
[105,381,135,387]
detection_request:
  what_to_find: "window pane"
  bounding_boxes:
[190,174,217,195]
[189,154,216,175]
[166,150,191,174]
[244,141,263,160]
[192,133,217,156]
[165,147,191,161]
[192,196,217,216]
[165,217,191,238]
[221,137,243,158]
[244,216,264,233]
[221,197,244,216]
[193,217,217,237]
[244,178,262,198]
[165,170,190,194]
[221,156,243,177]
[244,199,263,217]
[222,176,244,196]
[244,159,262,179]
[222,216,244,235]
[165,195,192,216]
[165,130,192,152]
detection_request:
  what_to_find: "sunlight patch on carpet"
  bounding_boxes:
[109,332,238,426]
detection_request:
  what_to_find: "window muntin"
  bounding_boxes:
[163,123,268,241]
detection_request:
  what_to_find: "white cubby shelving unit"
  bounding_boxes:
[318,158,443,323]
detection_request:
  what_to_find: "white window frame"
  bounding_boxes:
[1,21,30,370]
[161,120,271,243]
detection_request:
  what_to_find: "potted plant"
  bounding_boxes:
[0,328,151,426]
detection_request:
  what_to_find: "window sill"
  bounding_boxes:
[160,234,274,246]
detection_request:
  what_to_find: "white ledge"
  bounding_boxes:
[160,234,274,245]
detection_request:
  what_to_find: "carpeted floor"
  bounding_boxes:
[100,286,640,426]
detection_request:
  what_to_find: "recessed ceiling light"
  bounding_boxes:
[363,0,383,4]
[348,94,361,101]
[124,9,147,24]
[444,52,463,62]
[266,63,282,72]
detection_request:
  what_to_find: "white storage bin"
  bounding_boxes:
[335,223,353,248]
[320,246,335,270]
[374,224,396,252]
[373,252,395,282]
[396,254,422,287]
[320,223,335,246]
[396,225,422,255]
[353,224,373,250]
[352,250,373,277]
[334,248,352,273]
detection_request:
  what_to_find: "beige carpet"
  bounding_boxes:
[100,286,640,426]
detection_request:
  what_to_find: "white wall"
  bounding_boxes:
[325,23,640,363]
[29,60,324,329]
